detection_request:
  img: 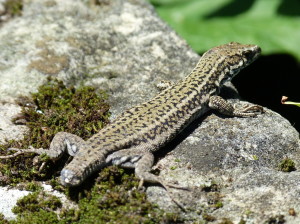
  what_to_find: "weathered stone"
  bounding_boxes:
[0,0,299,223]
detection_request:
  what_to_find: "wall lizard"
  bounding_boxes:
[0,42,263,204]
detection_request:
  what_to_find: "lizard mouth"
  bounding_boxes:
[60,169,81,186]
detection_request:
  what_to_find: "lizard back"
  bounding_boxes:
[87,42,261,153]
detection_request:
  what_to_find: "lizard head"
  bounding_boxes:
[202,42,261,84]
[226,42,261,66]
[219,42,261,80]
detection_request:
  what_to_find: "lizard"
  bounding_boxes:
[0,42,263,205]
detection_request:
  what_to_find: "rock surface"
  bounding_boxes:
[0,0,300,223]
[148,105,300,223]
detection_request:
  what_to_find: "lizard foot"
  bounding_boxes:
[240,104,264,113]
[236,104,264,117]
[138,178,188,211]
[162,182,188,211]
[138,178,189,191]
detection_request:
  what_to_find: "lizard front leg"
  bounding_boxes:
[209,95,264,117]
[156,80,174,91]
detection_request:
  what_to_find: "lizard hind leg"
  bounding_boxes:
[134,151,188,210]
[106,149,188,210]
[132,151,185,189]
[106,148,183,188]
[105,148,143,168]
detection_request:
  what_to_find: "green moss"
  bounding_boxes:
[8,191,62,224]
[12,191,62,214]
[0,77,110,185]
[0,213,9,224]
[4,0,23,17]
[278,158,296,172]
[7,167,181,224]
[72,166,181,223]
[219,218,234,224]
[17,181,42,192]
[0,78,181,223]
[11,210,60,224]
[265,215,285,224]
[202,213,216,222]
[21,77,110,145]
[201,181,224,218]
[238,219,246,224]
[214,201,223,209]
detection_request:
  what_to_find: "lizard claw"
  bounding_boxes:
[137,178,187,210]
[162,182,188,211]
[166,182,190,191]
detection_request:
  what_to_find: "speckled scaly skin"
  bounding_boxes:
[1,42,263,190]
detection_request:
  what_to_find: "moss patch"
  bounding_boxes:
[12,191,62,214]
[68,166,181,223]
[219,218,234,224]
[200,181,225,221]
[3,0,23,17]
[0,213,9,224]
[0,77,181,223]
[278,158,296,172]
[2,191,63,224]
[5,167,181,224]
[265,215,285,224]
[0,77,110,185]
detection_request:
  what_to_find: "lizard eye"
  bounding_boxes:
[243,46,261,61]
[243,50,256,60]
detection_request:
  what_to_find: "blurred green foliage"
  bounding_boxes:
[149,0,300,60]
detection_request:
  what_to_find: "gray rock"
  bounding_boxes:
[0,186,30,220]
[148,105,300,223]
[0,103,28,144]
[0,0,197,117]
[0,0,299,223]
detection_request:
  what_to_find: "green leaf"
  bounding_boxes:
[150,0,300,60]
[282,101,300,107]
